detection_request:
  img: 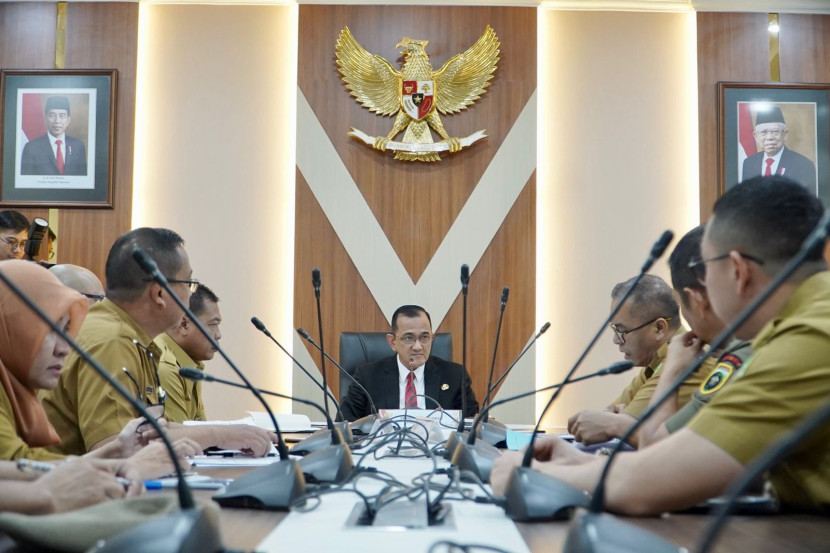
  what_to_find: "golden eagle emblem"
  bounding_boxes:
[336,26,500,162]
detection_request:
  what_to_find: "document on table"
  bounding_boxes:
[182,411,315,433]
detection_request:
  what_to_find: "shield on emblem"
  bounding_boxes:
[401,80,434,121]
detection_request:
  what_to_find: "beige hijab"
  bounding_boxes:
[0,260,88,447]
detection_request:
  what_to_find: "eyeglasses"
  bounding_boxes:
[756,129,785,138]
[610,317,672,345]
[396,333,433,346]
[143,277,200,293]
[687,251,765,273]
[82,293,105,303]
[0,237,26,250]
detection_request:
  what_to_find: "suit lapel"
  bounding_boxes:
[39,137,59,172]
[424,359,442,409]
[382,357,399,409]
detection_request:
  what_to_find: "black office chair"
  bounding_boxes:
[338,332,453,398]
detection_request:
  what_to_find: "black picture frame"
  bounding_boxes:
[718,82,830,205]
[0,69,117,208]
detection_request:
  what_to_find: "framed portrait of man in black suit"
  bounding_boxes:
[0,70,116,207]
[718,82,830,206]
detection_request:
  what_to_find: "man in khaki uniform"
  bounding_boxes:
[492,176,830,514]
[638,225,752,447]
[41,228,276,457]
[155,284,222,422]
[567,274,706,446]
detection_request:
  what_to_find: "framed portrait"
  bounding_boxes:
[718,82,830,205]
[0,69,117,208]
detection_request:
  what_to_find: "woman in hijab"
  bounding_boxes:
[0,260,199,472]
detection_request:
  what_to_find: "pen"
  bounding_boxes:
[16,458,134,489]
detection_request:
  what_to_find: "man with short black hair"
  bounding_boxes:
[339,304,478,421]
[20,96,88,176]
[41,228,276,456]
[0,211,29,261]
[567,275,704,446]
[156,284,222,422]
[491,176,830,514]
[637,225,752,447]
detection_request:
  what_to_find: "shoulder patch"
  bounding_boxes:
[700,354,741,395]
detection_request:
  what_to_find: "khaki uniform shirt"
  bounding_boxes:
[665,339,753,433]
[0,384,64,461]
[155,333,206,423]
[688,272,830,509]
[611,328,708,418]
[40,299,163,455]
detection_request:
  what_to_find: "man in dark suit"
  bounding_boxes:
[741,106,816,192]
[340,304,478,421]
[20,96,87,176]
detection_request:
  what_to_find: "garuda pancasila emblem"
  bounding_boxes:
[336,26,500,162]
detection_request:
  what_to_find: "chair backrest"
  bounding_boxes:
[338,332,453,398]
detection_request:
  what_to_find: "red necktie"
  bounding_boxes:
[56,139,65,175]
[764,158,774,177]
[405,372,417,408]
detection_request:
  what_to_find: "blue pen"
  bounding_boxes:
[143,480,163,490]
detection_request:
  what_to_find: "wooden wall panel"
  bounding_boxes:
[697,12,830,220]
[299,5,536,281]
[295,5,536,403]
[696,12,769,220]
[0,3,57,253]
[0,2,136,278]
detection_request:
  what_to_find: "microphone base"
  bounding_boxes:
[350,414,377,436]
[89,507,223,553]
[442,431,469,460]
[213,459,306,510]
[478,420,508,448]
[451,440,501,482]
[502,466,591,521]
[335,420,354,443]
[563,510,681,553]
[299,443,354,484]
[290,424,348,455]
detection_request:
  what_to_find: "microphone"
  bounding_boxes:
[641,229,674,273]
[310,267,332,424]
[501,230,674,522]
[477,319,549,449]
[250,317,352,454]
[0,265,223,552]
[696,397,830,553]
[481,286,509,422]
[296,326,379,435]
[458,264,470,434]
[179,369,354,486]
[132,248,306,509]
[564,214,830,553]
[452,361,633,485]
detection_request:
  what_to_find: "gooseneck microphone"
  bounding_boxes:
[250,317,350,456]
[459,264,470,433]
[250,317,343,430]
[311,267,331,422]
[500,230,674,522]
[179,369,354,485]
[0,265,223,552]
[451,360,633,483]
[482,286,509,418]
[476,320,549,448]
[132,248,306,510]
[296,327,379,434]
[565,214,830,553]
[696,397,830,553]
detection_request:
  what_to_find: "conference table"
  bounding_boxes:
[1,433,828,552]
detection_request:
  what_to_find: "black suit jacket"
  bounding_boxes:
[20,134,88,176]
[339,355,479,421]
[741,147,816,191]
